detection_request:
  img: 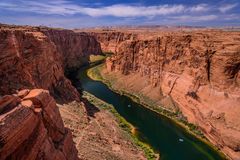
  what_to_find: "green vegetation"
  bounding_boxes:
[186,91,199,100]
[87,64,105,80]
[102,51,114,56]
[87,64,206,138]
[87,64,227,159]
[89,54,106,63]
[83,91,158,160]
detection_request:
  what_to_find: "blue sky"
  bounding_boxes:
[0,0,239,28]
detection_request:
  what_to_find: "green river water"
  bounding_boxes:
[72,65,224,160]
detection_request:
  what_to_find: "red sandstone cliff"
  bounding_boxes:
[87,31,135,53]
[0,25,102,102]
[43,29,102,70]
[95,29,240,159]
[0,89,79,160]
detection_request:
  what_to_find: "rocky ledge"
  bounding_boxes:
[0,89,79,160]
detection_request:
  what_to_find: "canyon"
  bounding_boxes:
[0,24,101,102]
[0,24,240,160]
[0,25,101,160]
[0,24,147,160]
[85,27,240,159]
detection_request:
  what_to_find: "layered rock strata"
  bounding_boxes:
[97,30,240,159]
[43,29,102,70]
[88,31,135,53]
[0,25,102,102]
[0,89,79,160]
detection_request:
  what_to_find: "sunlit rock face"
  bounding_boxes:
[0,89,79,160]
[92,29,240,159]
[0,24,103,160]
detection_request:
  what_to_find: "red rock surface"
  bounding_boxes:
[92,29,240,159]
[0,89,79,160]
[0,25,102,102]
[88,31,135,53]
[43,29,102,70]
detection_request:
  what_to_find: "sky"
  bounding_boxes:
[0,0,239,28]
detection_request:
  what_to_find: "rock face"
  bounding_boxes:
[43,29,102,70]
[0,89,79,160]
[88,31,135,53]
[0,25,102,102]
[95,29,240,159]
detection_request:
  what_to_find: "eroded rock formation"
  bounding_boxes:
[94,29,240,159]
[0,25,102,102]
[0,25,103,159]
[43,29,102,70]
[0,89,79,160]
[88,31,135,53]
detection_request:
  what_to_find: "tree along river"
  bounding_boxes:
[74,65,224,160]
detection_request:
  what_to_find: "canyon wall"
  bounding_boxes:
[0,25,102,102]
[0,25,103,160]
[43,29,102,70]
[0,89,78,160]
[94,30,240,159]
[88,31,135,53]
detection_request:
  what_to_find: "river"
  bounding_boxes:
[73,65,224,160]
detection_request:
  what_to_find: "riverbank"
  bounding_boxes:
[58,99,148,160]
[87,63,227,160]
[82,91,159,160]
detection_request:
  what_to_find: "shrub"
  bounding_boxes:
[186,91,199,100]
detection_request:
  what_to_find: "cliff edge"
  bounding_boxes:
[0,89,79,160]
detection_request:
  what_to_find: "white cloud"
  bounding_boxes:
[0,0,211,17]
[188,4,209,12]
[0,0,239,27]
[174,15,218,22]
[221,14,240,20]
[81,4,185,17]
[219,3,238,13]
